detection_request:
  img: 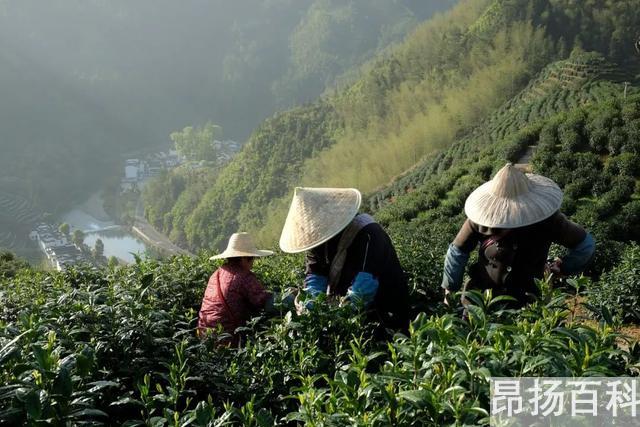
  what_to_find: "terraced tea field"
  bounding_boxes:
[368,54,639,208]
[0,190,42,252]
[0,229,17,249]
[0,191,42,224]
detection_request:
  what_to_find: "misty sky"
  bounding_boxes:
[0,0,455,221]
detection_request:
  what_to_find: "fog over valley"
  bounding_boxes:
[0,0,453,263]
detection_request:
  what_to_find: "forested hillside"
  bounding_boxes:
[4,1,640,424]
[145,0,640,252]
[0,0,450,254]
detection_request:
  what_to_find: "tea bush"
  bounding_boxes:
[2,31,640,427]
[588,244,640,323]
[0,251,29,279]
[2,255,638,426]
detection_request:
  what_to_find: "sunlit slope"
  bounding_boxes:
[368,52,639,214]
[147,0,640,251]
[160,0,515,249]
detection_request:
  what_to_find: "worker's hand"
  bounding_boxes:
[443,289,451,306]
[338,297,347,308]
[294,293,307,315]
[546,257,563,276]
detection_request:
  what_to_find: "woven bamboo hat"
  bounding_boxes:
[279,187,361,253]
[464,163,563,229]
[210,232,273,260]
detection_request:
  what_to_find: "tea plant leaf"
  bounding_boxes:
[110,396,144,408]
[87,380,119,394]
[0,330,31,364]
[551,327,581,342]
[24,389,42,420]
[52,366,73,398]
[487,295,517,307]
[398,389,435,407]
[69,408,109,419]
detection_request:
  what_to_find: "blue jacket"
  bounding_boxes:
[304,222,409,329]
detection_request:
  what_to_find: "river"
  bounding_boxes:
[62,193,148,263]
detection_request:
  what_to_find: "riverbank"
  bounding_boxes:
[132,216,194,257]
[62,193,148,264]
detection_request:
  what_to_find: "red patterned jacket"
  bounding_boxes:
[197,264,271,342]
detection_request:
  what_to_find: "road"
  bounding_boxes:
[132,183,194,257]
[515,145,536,172]
[132,216,194,257]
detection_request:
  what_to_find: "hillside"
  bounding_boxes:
[4,0,640,424]
[370,51,638,211]
[0,0,454,258]
[2,87,640,421]
[144,0,640,252]
[364,54,639,304]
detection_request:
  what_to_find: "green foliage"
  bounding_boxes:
[107,256,119,269]
[146,0,640,252]
[531,96,640,259]
[142,168,217,245]
[274,0,458,106]
[0,251,30,279]
[0,258,635,425]
[93,238,104,259]
[588,244,640,323]
[370,83,640,279]
[58,223,70,237]
[300,22,551,192]
[288,288,630,424]
[0,255,370,424]
[360,61,640,318]
[171,122,223,162]
[182,102,342,250]
[71,229,85,247]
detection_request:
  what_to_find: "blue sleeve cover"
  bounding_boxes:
[441,244,470,292]
[303,274,328,308]
[346,272,379,308]
[561,232,595,275]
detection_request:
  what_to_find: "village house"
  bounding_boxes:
[120,148,186,193]
[30,223,89,271]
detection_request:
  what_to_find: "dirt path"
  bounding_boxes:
[568,296,640,350]
[515,145,537,172]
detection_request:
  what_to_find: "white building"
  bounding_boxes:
[31,223,89,270]
[125,162,139,180]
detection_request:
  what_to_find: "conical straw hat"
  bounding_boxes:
[279,187,361,253]
[464,163,563,229]
[210,232,273,260]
